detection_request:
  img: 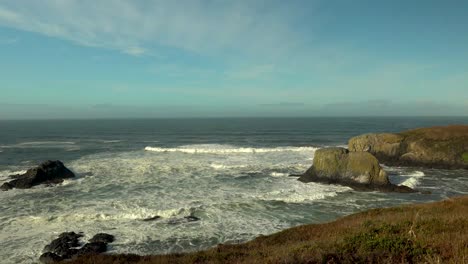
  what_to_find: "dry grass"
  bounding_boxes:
[401,125,468,140]
[67,196,468,264]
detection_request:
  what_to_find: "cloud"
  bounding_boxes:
[123,46,146,56]
[0,1,305,57]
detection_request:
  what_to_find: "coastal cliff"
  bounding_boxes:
[348,125,468,169]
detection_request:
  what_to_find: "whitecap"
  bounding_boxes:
[253,179,351,203]
[209,164,247,170]
[1,141,77,149]
[145,144,318,154]
[269,172,289,177]
[18,141,76,145]
[102,140,124,143]
[0,170,27,181]
[389,171,425,188]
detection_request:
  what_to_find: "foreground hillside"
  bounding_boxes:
[68,196,468,264]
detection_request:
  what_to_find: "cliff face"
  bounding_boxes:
[348,125,468,169]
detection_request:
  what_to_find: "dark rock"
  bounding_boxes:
[43,232,83,257]
[168,215,201,225]
[89,233,115,243]
[299,147,415,193]
[142,215,161,222]
[184,215,200,222]
[40,232,114,263]
[1,160,75,191]
[348,125,468,169]
[0,182,13,191]
[76,242,107,256]
[39,252,63,264]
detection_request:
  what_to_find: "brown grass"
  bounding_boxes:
[401,125,468,140]
[66,196,468,264]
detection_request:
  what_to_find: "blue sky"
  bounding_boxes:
[0,0,467,119]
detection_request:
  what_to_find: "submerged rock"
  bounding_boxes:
[1,160,75,191]
[142,216,161,222]
[299,147,414,192]
[348,125,468,169]
[89,233,115,243]
[168,215,201,225]
[184,215,201,222]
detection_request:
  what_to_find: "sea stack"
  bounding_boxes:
[299,147,414,192]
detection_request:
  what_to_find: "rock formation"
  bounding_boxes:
[1,160,75,190]
[349,125,468,169]
[299,147,414,192]
[39,232,114,263]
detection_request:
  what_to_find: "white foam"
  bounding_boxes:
[18,141,76,145]
[210,163,247,170]
[145,144,318,154]
[390,171,425,188]
[269,172,289,177]
[0,146,320,263]
[102,140,124,143]
[254,180,351,203]
[0,170,27,181]
[1,141,77,149]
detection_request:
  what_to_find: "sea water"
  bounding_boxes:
[0,117,467,263]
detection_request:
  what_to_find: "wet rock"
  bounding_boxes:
[39,252,63,264]
[43,232,83,257]
[1,160,75,191]
[89,233,115,243]
[142,216,161,222]
[76,242,107,256]
[40,232,113,263]
[168,215,201,225]
[184,215,200,222]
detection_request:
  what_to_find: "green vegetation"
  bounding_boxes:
[462,152,468,163]
[67,196,468,264]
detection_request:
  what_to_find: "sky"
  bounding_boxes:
[0,0,467,119]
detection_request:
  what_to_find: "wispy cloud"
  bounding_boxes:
[0,1,305,57]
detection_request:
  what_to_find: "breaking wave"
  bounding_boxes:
[145,144,318,154]
[390,171,425,188]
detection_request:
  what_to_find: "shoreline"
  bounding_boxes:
[67,195,468,264]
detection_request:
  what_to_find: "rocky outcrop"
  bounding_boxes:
[349,125,468,169]
[1,160,75,190]
[40,232,114,263]
[299,147,414,192]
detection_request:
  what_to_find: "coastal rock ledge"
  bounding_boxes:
[299,147,414,192]
[348,125,468,169]
[1,160,75,191]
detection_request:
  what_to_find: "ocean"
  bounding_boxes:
[1,117,467,263]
